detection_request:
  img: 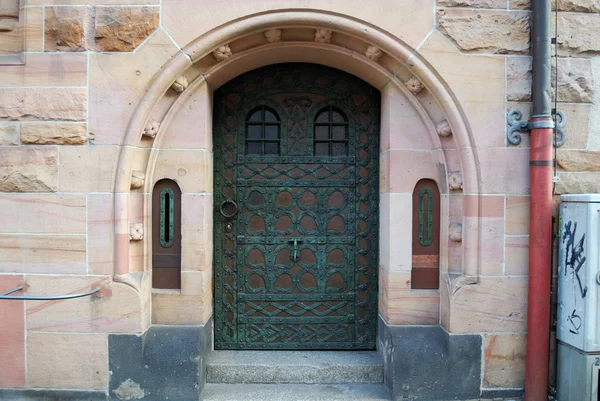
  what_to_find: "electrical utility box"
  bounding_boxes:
[557,194,600,401]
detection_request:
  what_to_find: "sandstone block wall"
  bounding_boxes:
[0,0,598,396]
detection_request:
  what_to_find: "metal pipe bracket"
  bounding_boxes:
[506,109,566,147]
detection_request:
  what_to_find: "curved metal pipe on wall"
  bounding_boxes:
[525,0,554,399]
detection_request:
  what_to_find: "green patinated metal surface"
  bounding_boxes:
[159,188,175,248]
[213,64,379,350]
[418,187,433,247]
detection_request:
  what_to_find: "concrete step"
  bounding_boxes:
[201,383,391,401]
[206,351,384,384]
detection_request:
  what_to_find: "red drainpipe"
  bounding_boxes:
[525,0,553,397]
[525,121,553,401]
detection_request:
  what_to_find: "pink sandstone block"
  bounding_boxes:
[0,275,25,388]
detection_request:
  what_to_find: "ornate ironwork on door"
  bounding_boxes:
[213,64,379,350]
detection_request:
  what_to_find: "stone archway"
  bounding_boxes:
[112,10,483,331]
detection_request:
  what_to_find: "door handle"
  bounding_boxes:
[219,199,238,218]
[289,238,303,262]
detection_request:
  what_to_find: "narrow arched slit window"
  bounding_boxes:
[245,106,280,155]
[411,179,440,289]
[152,179,182,289]
[313,106,349,156]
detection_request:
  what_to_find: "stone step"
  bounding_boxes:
[206,351,384,384]
[201,383,391,401]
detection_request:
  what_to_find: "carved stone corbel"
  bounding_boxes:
[448,171,463,191]
[365,46,383,62]
[171,75,189,93]
[314,29,332,44]
[404,76,424,95]
[449,223,463,242]
[264,29,282,43]
[213,44,232,61]
[143,120,160,138]
[436,120,452,137]
[130,171,145,189]
[129,223,144,241]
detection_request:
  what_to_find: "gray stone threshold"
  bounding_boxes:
[201,383,391,401]
[207,350,384,384]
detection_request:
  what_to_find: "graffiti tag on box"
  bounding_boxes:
[563,220,587,335]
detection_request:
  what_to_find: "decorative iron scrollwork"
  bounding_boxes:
[506,109,567,147]
[553,110,567,147]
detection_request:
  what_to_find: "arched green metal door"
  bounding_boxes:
[213,64,379,350]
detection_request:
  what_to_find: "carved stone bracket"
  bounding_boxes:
[213,44,232,61]
[314,29,332,44]
[506,109,566,147]
[130,171,145,189]
[365,46,383,62]
[142,120,160,138]
[449,222,462,242]
[129,223,144,241]
[448,171,463,191]
[171,75,189,93]
[264,29,282,43]
[404,76,424,95]
[436,119,452,137]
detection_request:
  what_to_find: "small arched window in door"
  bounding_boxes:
[314,106,349,156]
[245,106,280,155]
[411,179,440,289]
[152,179,182,289]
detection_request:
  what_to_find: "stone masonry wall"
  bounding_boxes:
[0,0,598,396]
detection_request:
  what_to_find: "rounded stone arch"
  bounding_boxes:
[113,10,482,290]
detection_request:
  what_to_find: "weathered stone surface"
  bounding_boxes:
[0,194,86,234]
[552,58,594,103]
[109,325,211,401]
[94,7,159,52]
[556,14,600,56]
[380,321,482,400]
[0,123,18,145]
[207,351,383,384]
[0,88,87,121]
[449,277,528,333]
[507,57,532,101]
[557,0,600,12]
[59,146,118,192]
[89,29,180,144]
[437,10,530,54]
[438,0,506,7]
[152,292,211,325]
[0,53,87,87]
[0,234,86,274]
[26,276,144,333]
[590,58,600,151]
[511,0,600,10]
[25,7,44,52]
[45,7,88,52]
[0,148,57,192]
[112,379,145,400]
[27,333,107,389]
[506,196,529,235]
[509,0,530,7]
[557,150,600,171]
[483,334,526,388]
[21,123,87,145]
[0,276,25,388]
[555,172,600,194]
